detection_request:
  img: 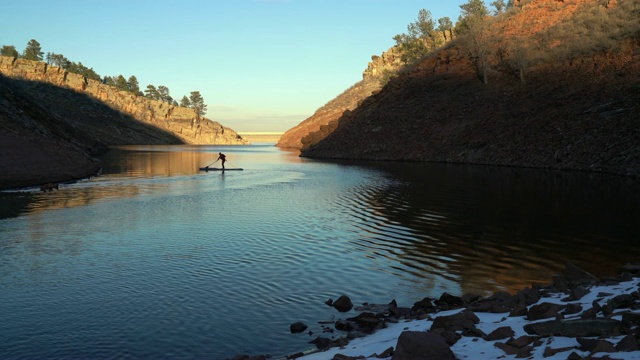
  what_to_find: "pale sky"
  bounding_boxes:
[2,1,476,132]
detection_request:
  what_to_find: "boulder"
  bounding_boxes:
[622,312,640,326]
[515,345,533,358]
[335,320,355,332]
[543,346,576,357]
[507,335,536,348]
[563,262,599,287]
[494,342,520,355]
[347,312,380,330]
[563,303,583,315]
[485,326,515,341]
[411,297,435,313]
[526,302,566,320]
[429,328,462,345]
[392,331,455,360]
[609,294,635,309]
[524,319,622,337]
[308,337,332,350]
[290,322,308,334]
[569,285,590,301]
[333,295,354,312]
[437,292,464,308]
[430,310,480,332]
[591,339,618,354]
[616,334,640,351]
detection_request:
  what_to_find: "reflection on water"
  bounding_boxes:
[1,145,639,359]
[346,162,640,295]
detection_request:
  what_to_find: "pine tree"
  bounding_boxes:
[157,86,172,103]
[144,84,160,100]
[22,39,44,61]
[189,91,207,117]
[179,96,191,107]
[127,76,142,96]
[0,45,19,57]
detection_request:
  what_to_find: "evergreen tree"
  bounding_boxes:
[67,62,101,81]
[144,84,160,100]
[179,96,191,108]
[189,91,207,116]
[1,45,19,57]
[115,75,129,91]
[46,52,70,68]
[103,76,115,86]
[394,9,438,64]
[22,39,44,61]
[457,0,490,33]
[127,76,142,96]
[157,85,172,103]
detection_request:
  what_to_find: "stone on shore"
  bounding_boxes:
[391,331,455,360]
[523,318,622,337]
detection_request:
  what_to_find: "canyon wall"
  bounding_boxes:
[0,56,247,145]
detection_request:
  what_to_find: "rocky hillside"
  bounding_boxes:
[0,56,247,146]
[292,0,640,177]
[276,46,403,149]
[0,75,104,189]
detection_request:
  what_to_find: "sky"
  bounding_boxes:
[2,1,474,133]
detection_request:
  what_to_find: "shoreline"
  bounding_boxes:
[234,263,640,360]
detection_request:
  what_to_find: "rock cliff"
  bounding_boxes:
[276,46,403,149]
[0,56,247,145]
[294,0,640,177]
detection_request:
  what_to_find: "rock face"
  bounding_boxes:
[0,56,247,146]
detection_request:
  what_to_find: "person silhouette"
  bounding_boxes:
[217,152,227,170]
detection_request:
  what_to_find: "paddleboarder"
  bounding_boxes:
[217,152,227,170]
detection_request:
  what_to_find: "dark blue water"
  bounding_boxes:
[1,144,639,359]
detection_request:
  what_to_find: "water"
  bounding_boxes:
[1,144,639,359]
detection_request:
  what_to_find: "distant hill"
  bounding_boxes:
[284,0,640,176]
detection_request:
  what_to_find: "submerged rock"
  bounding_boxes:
[332,295,354,312]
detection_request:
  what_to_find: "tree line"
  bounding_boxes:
[393,0,514,64]
[0,39,207,116]
[390,0,518,84]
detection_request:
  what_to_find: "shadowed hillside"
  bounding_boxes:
[291,0,640,176]
[0,75,108,188]
[0,56,248,146]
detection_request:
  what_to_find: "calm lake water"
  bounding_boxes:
[1,144,639,359]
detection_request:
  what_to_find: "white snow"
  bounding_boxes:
[298,277,640,360]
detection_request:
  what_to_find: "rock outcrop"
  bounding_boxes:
[0,56,247,146]
[276,46,403,150]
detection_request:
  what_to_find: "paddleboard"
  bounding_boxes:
[199,167,243,171]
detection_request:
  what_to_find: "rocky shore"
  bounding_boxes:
[232,263,640,360]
